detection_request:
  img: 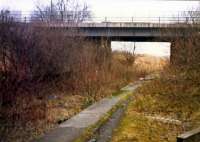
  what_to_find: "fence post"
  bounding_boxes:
[178,14,180,23]
[24,17,27,23]
[177,127,200,142]
[186,17,188,23]
[132,17,134,23]
[105,17,107,22]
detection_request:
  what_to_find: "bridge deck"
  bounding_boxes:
[47,22,194,28]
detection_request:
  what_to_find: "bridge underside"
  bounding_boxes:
[85,36,171,42]
[48,23,197,64]
[86,36,175,63]
[80,27,180,63]
[79,27,184,63]
[50,26,189,63]
[78,26,186,42]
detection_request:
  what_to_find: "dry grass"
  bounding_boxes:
[112,52,168,79]
[111,103,182,142]
[134,54,169,73]
[111,17,200,142]
[111,66,200,142]
[0,50,142,142]
[110,54,177,142]
[0,18,168,142]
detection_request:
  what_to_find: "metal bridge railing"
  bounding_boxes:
[83,16,198,24]
[1,11,200,25]
[4,16,200,24]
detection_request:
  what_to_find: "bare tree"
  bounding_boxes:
[170,4,200,66]
[121,43,136,67]
[180,2,200,24]
[31,0,91,23]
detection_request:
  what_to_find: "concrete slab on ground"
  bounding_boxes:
[33,80,142,142]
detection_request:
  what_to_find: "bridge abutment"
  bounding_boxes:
[170,41,177,65]
[92,38,112,68]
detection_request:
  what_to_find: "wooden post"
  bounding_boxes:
[177,127,200,142]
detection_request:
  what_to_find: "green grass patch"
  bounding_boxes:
[112,90,127,97]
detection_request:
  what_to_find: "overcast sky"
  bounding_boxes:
[87,0,199,17]
[112,42,171,57]
[1,0,199,57]
[1,0,199,17]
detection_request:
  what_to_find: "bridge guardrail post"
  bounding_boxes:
[186,17,189,24]
[178,15,180,24]
[24,17,26,23]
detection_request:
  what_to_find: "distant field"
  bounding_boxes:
[112,52,169,74]
[134,54,169,72]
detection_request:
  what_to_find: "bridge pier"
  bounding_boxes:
[90,38,112,67]
[170,41,175,64]
[98,38,111,53]
[170,41,177,65]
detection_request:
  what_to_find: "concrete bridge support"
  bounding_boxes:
[170,40,177,65]
[170,40,180,65]
[91,38,112,68]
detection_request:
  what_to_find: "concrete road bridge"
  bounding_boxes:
[43,16,200,61]
[45,16,198,40]
[11,15,200,61]
[49,22,191,41]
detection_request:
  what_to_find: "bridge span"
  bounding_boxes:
[16,15,200,62]
[46,20,199,62]
[48,22,192,41]
[13,15,199,41]
[1,11,200,63]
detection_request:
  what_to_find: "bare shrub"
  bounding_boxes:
[32,0,91,23]
[0,9,119,141]
[0,10,95,141]
[171,23,200,70]
[0,5,144,142]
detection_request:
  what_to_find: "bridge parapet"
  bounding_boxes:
[48,22,196,28]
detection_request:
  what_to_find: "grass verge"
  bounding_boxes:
[111,69,200,142]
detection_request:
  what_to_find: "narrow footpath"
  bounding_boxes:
[34,77,149,142]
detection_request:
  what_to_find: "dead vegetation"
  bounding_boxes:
[111,11,200,142]
[0,9,153,142]
[0,1,170,141]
